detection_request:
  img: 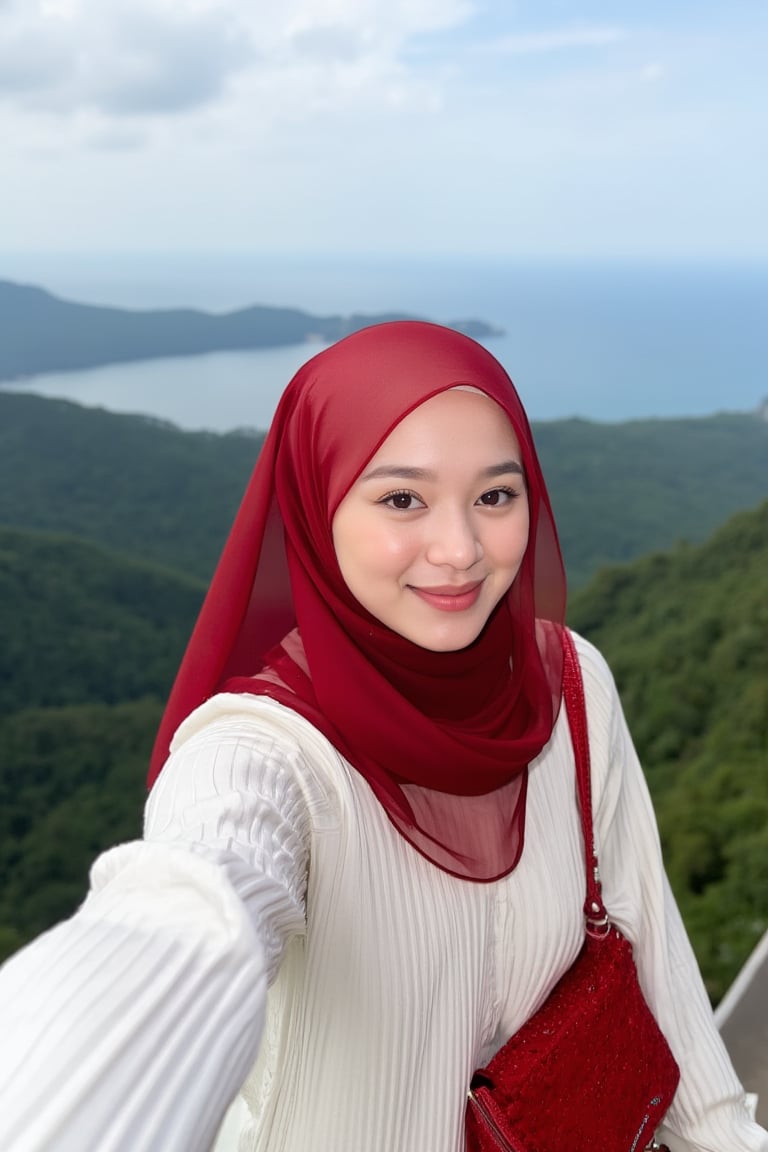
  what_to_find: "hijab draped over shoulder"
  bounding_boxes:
[150,321,566,880]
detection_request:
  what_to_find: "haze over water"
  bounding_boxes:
[4,253,766,433]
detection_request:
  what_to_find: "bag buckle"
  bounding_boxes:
[584,897,611,938]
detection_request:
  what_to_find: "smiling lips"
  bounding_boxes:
[409,580,485,612]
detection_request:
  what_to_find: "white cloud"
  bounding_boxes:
[0,2,254,116]
[1,3,765,259]
[85,125,148,151]
[0,0,474,121]
[480,25,626,55]
[642,62,663,82]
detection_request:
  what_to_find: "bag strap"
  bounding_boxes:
[561,628,610,938]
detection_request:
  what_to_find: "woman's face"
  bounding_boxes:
[331,389,530,652]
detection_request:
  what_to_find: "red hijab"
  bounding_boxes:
[150,321,566,880]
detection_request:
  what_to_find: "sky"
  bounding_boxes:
[1,0,767,260]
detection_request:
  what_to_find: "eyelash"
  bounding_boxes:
[477,486,519,507]
[379,489,423,510]
[378,486,520,511]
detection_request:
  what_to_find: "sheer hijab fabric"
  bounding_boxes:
[150,322,566,880]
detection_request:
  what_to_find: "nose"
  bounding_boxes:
[425,507,483,570]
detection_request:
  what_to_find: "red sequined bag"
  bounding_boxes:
[465,629,680,1152]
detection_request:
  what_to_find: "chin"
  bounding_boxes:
[408,625,486,653]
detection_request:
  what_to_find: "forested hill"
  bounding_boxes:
[0,504,766,1000]
[0,279,499,379]
[0,525,205,957]
[0,527,205,717]
[1,391,766,588]
[569,500,768,1001]
[0,392,261,580]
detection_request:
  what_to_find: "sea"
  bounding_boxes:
[2,251,767,433]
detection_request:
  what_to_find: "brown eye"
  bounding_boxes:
[380,489,425,511]
[478,488,516,507]
[386,492,418,510]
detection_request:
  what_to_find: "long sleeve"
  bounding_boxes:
[0,700,315,1152]
[578,638,768,1152]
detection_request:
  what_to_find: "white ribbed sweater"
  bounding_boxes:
[0,636,764,1152]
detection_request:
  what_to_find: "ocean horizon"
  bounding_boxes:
[2,252,766,433]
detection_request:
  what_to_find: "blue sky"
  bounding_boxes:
[1,0,766,259]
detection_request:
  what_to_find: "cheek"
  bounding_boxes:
[496,506,530,572]
[379,529,415,564]
[513,501,531,556]
[333,509,408,586]
[358,530,415,581]
[516,519,531,565]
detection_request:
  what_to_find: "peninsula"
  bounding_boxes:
[0,279,503,381]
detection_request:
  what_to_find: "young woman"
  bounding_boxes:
[0,322,764,1152]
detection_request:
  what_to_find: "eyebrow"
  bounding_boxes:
[361,460,524,482]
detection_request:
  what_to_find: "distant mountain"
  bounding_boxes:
[0,391,258,581]
[0,390,765,588]
[535,412,768,586]
[0,279,501,379]
[0,525,204,716]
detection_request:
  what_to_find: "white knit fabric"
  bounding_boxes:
[0,634,764,1152]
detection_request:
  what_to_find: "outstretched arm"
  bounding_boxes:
[0,699,315,1152]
